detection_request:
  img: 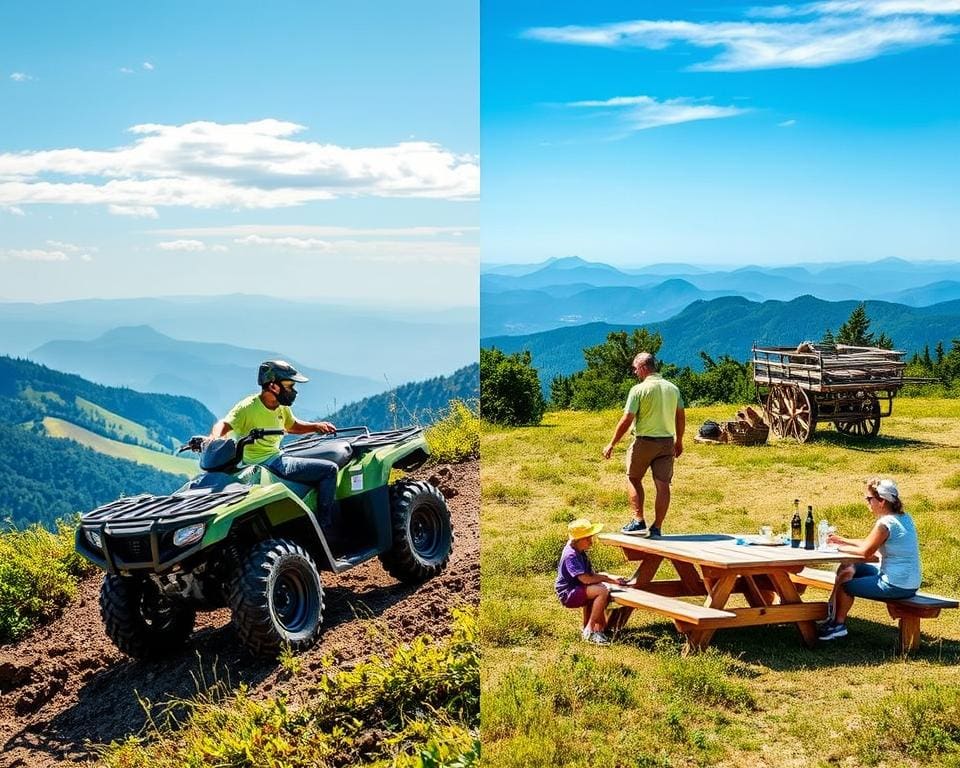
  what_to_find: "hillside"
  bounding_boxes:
[0,357,208,528]
[29,325,383,418]
[482,295,960,386]
[323,364,479,430]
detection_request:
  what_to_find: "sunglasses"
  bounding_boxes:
[278,381,297,391]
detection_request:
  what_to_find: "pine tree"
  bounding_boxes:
[836,303,874,346]
[923,345,932,368]
[822,328,835,345]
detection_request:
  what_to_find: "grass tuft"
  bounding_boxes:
[426,400,480,463]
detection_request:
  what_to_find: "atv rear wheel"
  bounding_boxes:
[99,574,196,659]
[380,480,452,583]
[229,538,324,657]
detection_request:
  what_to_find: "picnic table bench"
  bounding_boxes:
[598,533,867,651]
[790,567,959,651]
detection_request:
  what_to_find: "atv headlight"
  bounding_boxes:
[173,523,205,547]
[85,529,103,549]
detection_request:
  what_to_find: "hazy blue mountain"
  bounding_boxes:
[881,281,960,307]
[30,326,383,418]
[0,294,477,384]
[480,280,763,336]
[482,295,960,389]
[322,363,479,431]
[481,259,660,292]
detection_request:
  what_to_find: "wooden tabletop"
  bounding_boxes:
[598,532,866,570]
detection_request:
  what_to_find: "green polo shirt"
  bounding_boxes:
[223,394,294,464]
[624,373,684,438]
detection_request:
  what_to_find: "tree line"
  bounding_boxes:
[482,302,960,426]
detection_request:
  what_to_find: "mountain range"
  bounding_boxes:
[0,294,478,385]
[482,294,960,389]
[29,325,382,419]
[481,257,960,337]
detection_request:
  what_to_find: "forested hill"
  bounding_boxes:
[323,364,479,430]
[0,356,210,529]
[481,295,960,383]
[0,356,214,449]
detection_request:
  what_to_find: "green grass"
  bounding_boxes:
[42,417,198,477]
[0,520,94,642]
[75,396,169,451]
[100,609,479,767]
[482,398,960,768]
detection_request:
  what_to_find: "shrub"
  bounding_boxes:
[480,348,546,426]
[0,519,93,643]
[426,399,480,462]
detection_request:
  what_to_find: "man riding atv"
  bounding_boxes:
[208,360,338,523]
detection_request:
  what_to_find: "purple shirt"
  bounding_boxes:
[556,541,592,602]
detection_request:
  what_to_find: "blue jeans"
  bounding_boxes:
[842,563,917,600]
[264,454,337,508]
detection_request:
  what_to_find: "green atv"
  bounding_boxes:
[75,426,452,659]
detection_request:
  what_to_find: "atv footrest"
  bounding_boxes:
[332,547,381,572]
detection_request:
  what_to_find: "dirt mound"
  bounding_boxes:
[0,460,478,768]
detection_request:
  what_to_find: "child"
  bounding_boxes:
[555,518,627,645]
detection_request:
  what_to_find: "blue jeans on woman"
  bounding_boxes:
[842,563,917,600]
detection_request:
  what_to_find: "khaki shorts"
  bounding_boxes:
[626,437,675,482]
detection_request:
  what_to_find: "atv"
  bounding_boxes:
[75,426,453,659]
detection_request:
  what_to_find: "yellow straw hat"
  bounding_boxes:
[568,518,604,541]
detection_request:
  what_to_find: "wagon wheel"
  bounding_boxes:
[835,394,881,438]
[766,385,816,443]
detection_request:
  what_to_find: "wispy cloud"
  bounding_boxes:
[0,119,480,216]
[148,224,478,238]
[0,248,68,262]
[232,234,478,265]
[778,118,798,126]
[10,72,35,82]
[156,239,227,252]
[120,67,135,75]
[142,61,155,71]
[566,95,748,132]
[46,240,98,254]
[524,7,958,71]
[2,205,25,216]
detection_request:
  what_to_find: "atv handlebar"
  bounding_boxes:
[178,436,206,454]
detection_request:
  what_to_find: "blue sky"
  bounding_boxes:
[0,2,478,304]
[482,0,959,267]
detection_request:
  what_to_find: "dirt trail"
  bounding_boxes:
[0,460,478,768]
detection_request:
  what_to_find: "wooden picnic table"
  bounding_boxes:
[598,533,867,650]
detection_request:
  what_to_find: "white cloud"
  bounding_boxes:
[46,239,98,253]
[157,239,208,251]
[1,248,68,262]
[120,67,134,74]
[764,0,960,17]
[779,119,798,126]
[524,12,957,71]
[142,61,155,71]
[2,205,25,216]
[80,253,94,262]
[108,204,159,218]
[567,95,748,132]
[232,234,478,264]
[149,224,477,238]
[10,72,34,82]
[0,119,479,216]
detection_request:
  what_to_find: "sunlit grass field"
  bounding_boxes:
[481,398,960,768]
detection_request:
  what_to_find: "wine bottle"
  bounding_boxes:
[804,505,815,550]
[791,499,802,549]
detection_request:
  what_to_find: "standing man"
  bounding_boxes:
[209,360,339,519]
[602,352,685,537]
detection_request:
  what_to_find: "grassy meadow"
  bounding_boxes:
[481,398,960,768]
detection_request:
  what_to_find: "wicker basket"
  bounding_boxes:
[722,420,769,446]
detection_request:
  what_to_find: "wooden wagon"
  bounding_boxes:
[752,343,911,443]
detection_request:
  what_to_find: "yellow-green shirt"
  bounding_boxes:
[223,394,294,464]
[624,374,684,438]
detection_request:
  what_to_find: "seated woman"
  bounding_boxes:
[819,478,921,640]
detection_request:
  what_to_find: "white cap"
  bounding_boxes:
[875,479,899,503]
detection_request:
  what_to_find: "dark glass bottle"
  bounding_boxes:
[804,505,815,550]
[791,499,802,549]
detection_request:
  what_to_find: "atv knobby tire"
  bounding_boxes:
[99,574,196,659]
[379,479,452,583]
[229,538,324,657]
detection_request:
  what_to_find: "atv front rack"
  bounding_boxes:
[83,489,251,525]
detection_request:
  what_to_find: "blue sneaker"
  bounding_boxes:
[818,620,848,640]
[649,526,662,538]
[621,519,649,536]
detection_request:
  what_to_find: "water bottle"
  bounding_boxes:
[818,519,829,550]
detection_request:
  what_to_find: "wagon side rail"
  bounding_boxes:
[752,344,909,393]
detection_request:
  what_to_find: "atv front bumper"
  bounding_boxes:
[76,489,249,574]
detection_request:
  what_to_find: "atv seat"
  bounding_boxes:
[282,438,354,468]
